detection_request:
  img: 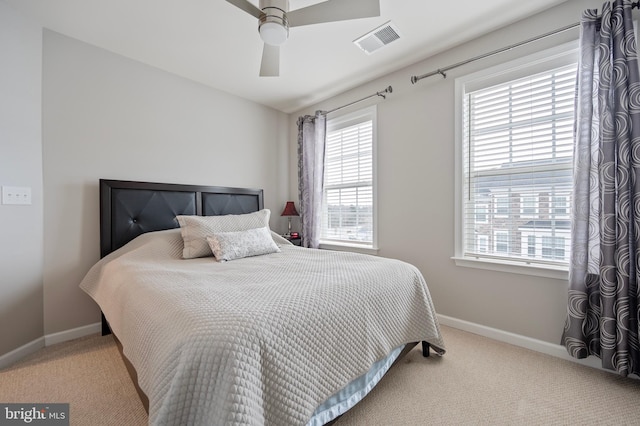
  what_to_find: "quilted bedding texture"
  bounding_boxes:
[80,228,445,425]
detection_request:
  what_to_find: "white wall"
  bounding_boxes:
[289,0,599,345]
[41,31,289,335]
[0,0,609,360]
[0,1,44,357]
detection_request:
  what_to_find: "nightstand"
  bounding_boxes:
[284,235,302,246]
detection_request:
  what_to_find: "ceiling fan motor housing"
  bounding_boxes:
[259,0,289,45]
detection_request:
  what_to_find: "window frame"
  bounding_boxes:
[453,42,578,280]
[318,105,378,254]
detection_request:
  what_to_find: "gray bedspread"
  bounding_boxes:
[80,228,445,425]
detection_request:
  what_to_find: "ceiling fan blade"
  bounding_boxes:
[288,0,380,27]
[225,0,262,19]
[260,44,280,77]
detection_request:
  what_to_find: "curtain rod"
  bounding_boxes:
[410,1,640,85]
[323,86,392,115]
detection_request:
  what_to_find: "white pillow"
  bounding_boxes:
[206,227,280,262]
[176,209,271,259]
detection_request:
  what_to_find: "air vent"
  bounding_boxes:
[354,21,401,55]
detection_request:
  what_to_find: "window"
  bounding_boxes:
[454,43,577,277]
[495,231,509,254]
[494,196,509,216]
[476,202,489,223]
[477,235,489,253]
[321,107,376,248]
[527,235,536,257]
[521,196,538,217]
[542,236,566,260]
[552,195,569,217]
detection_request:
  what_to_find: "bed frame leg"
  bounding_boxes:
[421,341,430,357]
[101,312,112,336]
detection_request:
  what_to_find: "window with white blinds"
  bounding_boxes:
[322,107,376,247]
[459,49,577,269]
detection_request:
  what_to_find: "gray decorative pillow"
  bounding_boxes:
[206,227,281,262]
[177,209,271,259]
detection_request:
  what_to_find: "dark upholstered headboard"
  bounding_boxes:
[99,179,264,258]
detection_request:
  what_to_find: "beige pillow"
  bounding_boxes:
[206,227,280,262]
[176,209,271,259]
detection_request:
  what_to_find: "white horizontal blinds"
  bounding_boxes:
[322,116,373,244]
[463,63,576,266]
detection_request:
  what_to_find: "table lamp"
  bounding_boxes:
[280,201,299,237]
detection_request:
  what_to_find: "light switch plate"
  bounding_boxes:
[2,186,32,205]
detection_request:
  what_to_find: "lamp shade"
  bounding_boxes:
[281,201,299,216]
[259,21,288,46]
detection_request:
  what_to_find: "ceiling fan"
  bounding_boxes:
[225,0,381,76]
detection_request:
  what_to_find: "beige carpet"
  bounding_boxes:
[1,325,639,425]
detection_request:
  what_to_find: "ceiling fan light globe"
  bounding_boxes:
[260,22,288,46]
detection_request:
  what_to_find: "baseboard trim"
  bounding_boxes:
[44,322,102,346]
[437,314,608,372]
[0,337,45,370]
[0,322,102,370]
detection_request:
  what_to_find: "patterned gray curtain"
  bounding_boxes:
[562,0,640,377]
[297,111,326,248]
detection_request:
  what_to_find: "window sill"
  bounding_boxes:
[452,256,568,280]
[319,241,379,255]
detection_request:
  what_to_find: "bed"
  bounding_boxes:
[80,179,445,425]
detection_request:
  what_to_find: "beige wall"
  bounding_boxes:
[0,1,44,357]
[41,31,289,335]
[289,0,601,345]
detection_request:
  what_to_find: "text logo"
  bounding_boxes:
[0,404,68,426]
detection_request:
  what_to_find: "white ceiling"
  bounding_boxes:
[7,0,568,113]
